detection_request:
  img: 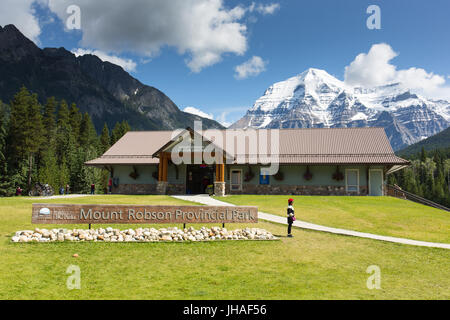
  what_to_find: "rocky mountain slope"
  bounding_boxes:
[231,68,449,150]
[0,24,223,131]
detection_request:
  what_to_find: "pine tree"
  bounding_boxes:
[0,101,13,196]
[420,147,427,163]
[72,113,100,192]
[100,123,110,153]
[38,147,59,192]
[7,87,45,190]
[43,97,57,140]
[120,120,131,136]
[79,113,98,148]
[110,120,130,145]
[69,103,82,142]
[7,87,30,166]
[57,100,70,128]
[58,156,70,192]
[55,100,72,162]
[96,123,111,194]
[38,97,58,185]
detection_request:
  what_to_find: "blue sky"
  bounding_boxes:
[1,0,450,126]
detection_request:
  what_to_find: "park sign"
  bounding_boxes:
[32,204,258,224]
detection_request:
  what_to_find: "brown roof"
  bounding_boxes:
[85,127,410,166]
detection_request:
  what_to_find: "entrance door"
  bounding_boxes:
[369,169,383,196]
[186,165,214,194]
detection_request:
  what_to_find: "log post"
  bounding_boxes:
[214,163,226,196]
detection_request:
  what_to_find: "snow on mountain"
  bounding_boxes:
[231,68,450,150]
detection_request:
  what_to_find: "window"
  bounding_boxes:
[230,169,242,191]
[345,169,359,193]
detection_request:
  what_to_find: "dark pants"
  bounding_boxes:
[287,217,293,235]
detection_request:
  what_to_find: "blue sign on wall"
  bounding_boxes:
[259,173,270,185]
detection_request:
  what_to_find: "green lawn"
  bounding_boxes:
[214,195,450,244]
[0,195,449,300]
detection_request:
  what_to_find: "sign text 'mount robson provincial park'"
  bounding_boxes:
[32,204,258,224]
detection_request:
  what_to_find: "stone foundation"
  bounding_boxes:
[112,183,185,195]
[166,184,186,195]
[228,184,368,196]
[156,181,168,195]
[214,182,226,196]
[112,184,156,195]
[113,182,369,196]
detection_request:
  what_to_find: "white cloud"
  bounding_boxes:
[43,0,256,72]
[183,106,214,120]
[249,2,280,15]
[234,56,267,79]
[216,106,249,127]
[0,0,41,42]
[72,48,137,72]
[344,43,397,87]
[217,112,232,127]
[183,106,248,127]
[344,43,450,99]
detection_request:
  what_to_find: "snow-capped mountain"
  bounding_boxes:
[231,68,450,150]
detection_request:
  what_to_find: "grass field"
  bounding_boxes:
[214,195,450,243]
[0,195,449,300]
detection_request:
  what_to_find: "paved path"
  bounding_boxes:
[172,194,450,250]
[26,194,93,200]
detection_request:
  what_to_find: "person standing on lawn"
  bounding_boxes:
[108,178,112,194]
[287,198,295,237]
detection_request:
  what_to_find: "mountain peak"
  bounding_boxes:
[234,68,449,149]
[297,68,344,87]
[0,24,40,59]
[300,67,329,77]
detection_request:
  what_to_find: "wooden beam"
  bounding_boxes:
[162,152,168,182]
[216,163,225,182]
[158,154,163,182]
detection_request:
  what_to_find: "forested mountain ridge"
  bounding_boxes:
[397,127,450,158]
[0,87,130,196]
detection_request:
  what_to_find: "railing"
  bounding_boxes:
[386,185,450,212]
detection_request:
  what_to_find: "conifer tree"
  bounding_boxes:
[58,156,70,191]
[43,97,57,140]
[55,100,72,162]
[7,87,45,189]
[0,101,13,195]
[420,147,427,163]
[110,120,130,145]
[69,103,82,142]
[97,123,111,194]
[79,113,98,148]
[100,123,110,153]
